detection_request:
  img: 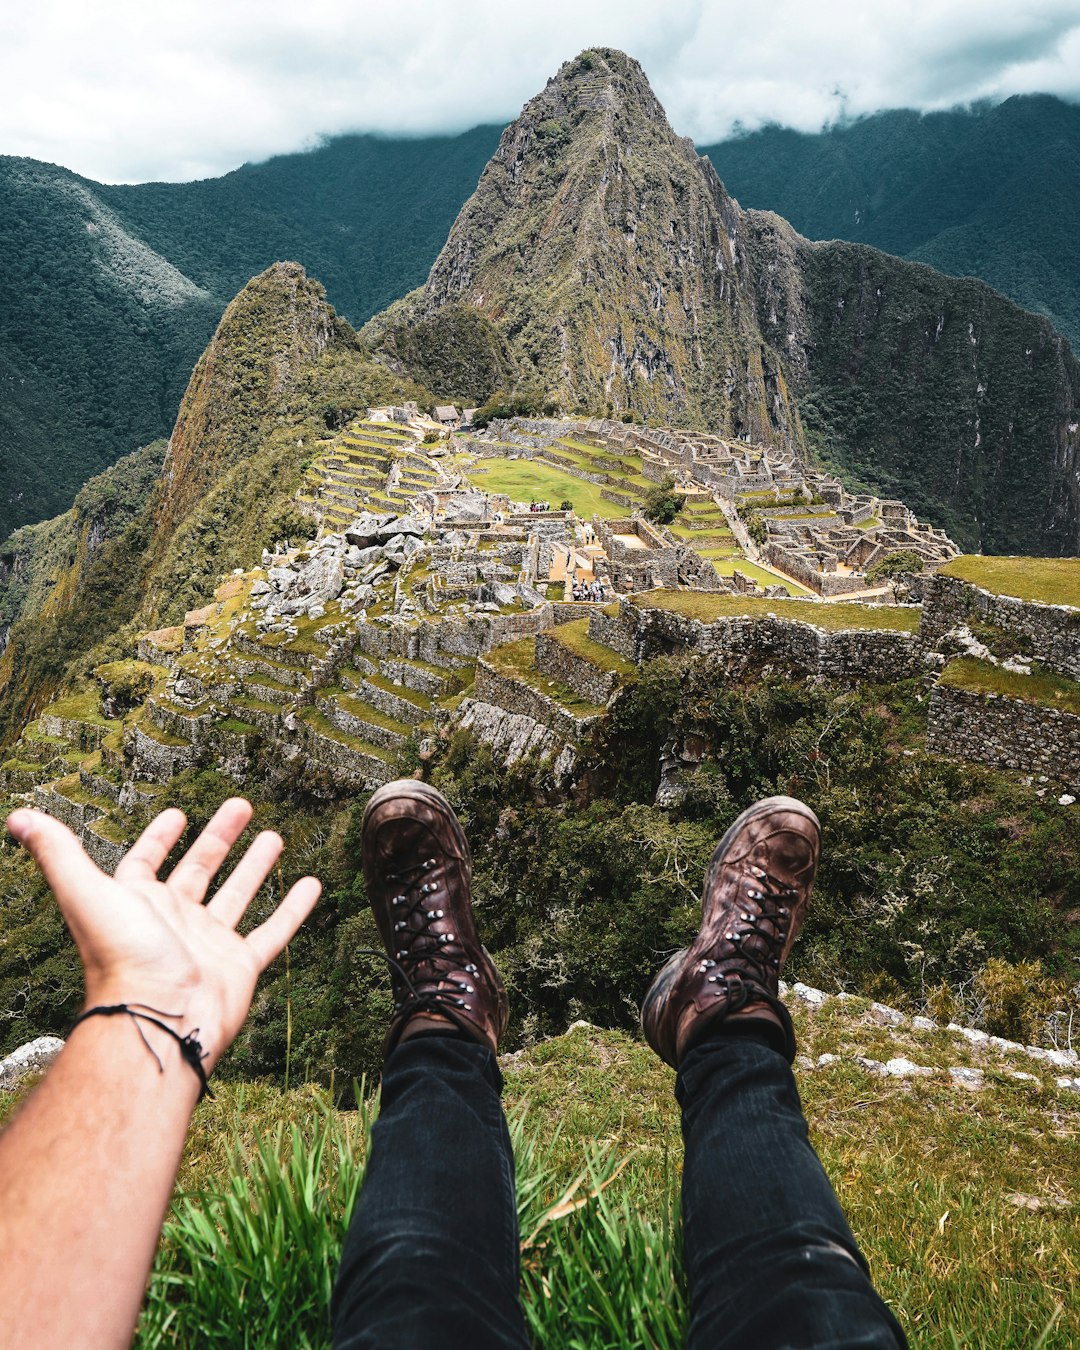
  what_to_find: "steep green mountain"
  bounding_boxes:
[363,50,1079,553]
[367,49,805,444]
[746,216,1080,552]
[702,94,1080,352]
[0,129,498,541]
[0,262,431,742]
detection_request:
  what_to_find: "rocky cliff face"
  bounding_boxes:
[378,49,803,446]
[744,213,1080,552]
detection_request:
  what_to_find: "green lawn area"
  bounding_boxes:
[939,556,1080,608]
[465,459,635,520]
[548,619,637,678]
[940,657,1080,714]
[633,591,922,632]
[706,557,814,596]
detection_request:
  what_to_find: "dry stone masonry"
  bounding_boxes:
[3,412,1076,872]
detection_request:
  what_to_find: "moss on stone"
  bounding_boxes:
[632,591,921,632]
[939,657,1080,715]
[939,556,1080,609]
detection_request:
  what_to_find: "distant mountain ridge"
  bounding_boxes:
[0,128,499,540]
[702,94,1080,352]
[3,78,1080,552]
[367,50,1079,553]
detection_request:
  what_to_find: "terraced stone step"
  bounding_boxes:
[352,671,430,726]
[0,758,51,791]
[15,722,72,764]
[233,630,323,670]
[535,619,636,705]
[34,773,113,832]
[315,689,413,751]
[379,656,463,698]
[296,707,394,791]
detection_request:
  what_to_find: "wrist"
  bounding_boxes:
[72,998,217,1100]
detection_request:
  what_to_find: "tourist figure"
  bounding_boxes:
[0,790,908,1348]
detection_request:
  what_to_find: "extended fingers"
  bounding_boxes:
[6,809,104,917]
[206,830,285,928]
[167,798,254,903]
[245,877,322,971]
[113,808,187,886]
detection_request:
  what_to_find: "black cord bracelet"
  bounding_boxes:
[69,1003,214,1101]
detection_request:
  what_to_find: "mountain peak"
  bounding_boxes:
[411,50,798,442]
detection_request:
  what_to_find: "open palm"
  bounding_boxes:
[6,798,321,1071]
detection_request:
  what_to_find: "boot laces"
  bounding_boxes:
[699,864,798,999]
[359,857,479,1020]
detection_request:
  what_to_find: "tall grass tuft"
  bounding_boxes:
[136,1093,686,1348]
[137,1094,372,1349]
[514,1109,687,1348]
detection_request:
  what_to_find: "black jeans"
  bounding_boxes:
[331,1033,907,1349]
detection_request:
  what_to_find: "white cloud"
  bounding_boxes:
[2,0,1079,182]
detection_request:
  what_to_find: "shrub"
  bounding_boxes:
[642,475,685,525]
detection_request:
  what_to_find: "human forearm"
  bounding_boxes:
[0,802,320,1348]
[0,1014,199,1347]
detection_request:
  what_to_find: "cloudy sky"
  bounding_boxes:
[3,0,1080,184]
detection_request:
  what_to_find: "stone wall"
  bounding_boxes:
[129,725,201,783]
[764,544,868,597]
[534,633,618,705]
[921,573,1080,679]
[600,601,925,683]
[927,683,1080,790]
[474,660,600,745]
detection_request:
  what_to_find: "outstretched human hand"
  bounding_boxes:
[6,798,321,1070]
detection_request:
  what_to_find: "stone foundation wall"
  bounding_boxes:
[927,683,1080,789]
[129,726,200,783]
[298,719,393,792]
[38,714,110,751]
[474,661,598,744]
[921,574,1080,679]
[534,633,618,705]
[764,544,868,597]
[609,602,924,682]
[83,824,128,874]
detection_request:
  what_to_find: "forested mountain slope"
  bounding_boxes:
[0,129,498,540]
[703,94,1080,351]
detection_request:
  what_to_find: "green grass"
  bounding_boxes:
[52,772,114,810]
[632,591,922,632]
[706,556,814,596]
[548,619,637,678]
[215,717,259,737]
[88,814,131,844]
[940,657,1080,715]
[41,690,115,728]
[322,690,412,737]
[463,459,636,520]
[297,706,392,760]
[0,1016,1048,1347]
[939,556,1080,608]
[486,638,607,717]
[361,670,431,709]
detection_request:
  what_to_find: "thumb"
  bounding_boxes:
[7,808,106,912]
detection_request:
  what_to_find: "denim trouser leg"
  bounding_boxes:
[678,1034,908,1350]
[332,1037,529,1350]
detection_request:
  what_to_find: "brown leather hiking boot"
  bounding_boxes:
[362,778,509,1054]
[641,795,820,1067]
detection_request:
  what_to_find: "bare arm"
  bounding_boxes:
[0,798,321,1349]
